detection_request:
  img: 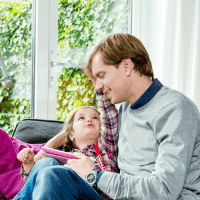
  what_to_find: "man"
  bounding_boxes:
[37,33,200,199]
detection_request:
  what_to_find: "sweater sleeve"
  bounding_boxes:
[97,101,199,200]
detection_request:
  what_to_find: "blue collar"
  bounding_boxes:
[131,78,163,109]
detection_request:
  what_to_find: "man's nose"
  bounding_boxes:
[95,79,104,92]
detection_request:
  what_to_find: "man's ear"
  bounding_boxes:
[122,59,133,77]
[69,130,75,141]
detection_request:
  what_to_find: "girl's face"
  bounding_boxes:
[70,108,101,150]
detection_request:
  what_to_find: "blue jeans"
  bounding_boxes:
[13,158,103,200]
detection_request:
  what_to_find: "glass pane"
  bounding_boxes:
[0,0,32,135]
[57,0,129,121]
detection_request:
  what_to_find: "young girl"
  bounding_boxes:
[13,90,118,199]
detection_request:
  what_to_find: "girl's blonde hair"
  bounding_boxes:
[62,106,100,152]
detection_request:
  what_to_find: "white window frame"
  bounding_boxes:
[34,0,58,119]
[132,0,141,39]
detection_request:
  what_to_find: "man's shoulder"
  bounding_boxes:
[117,86,199,117]
[151,86,200,123]
[118,86,193,110]
[158,86,197,108]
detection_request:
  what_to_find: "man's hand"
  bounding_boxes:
[64,153,95,179]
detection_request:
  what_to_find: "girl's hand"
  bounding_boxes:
[79,66,96,86]
[17,148,35,164]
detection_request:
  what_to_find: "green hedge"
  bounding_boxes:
[0,0,128,135]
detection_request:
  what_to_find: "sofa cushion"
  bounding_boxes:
[12,118,65,144]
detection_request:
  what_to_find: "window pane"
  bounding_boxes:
[57,0,129,121]
[0,0,32,135]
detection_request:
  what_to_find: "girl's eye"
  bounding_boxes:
[79,116,84,120]
[93,116,99,120]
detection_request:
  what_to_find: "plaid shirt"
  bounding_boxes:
[73,91,119,172]
[21,91,119,182]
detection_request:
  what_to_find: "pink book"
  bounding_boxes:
[41,147,77,165]
[41,147,101,170]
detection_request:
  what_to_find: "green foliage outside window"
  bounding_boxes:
[0,1,32,134]
[0,0,128,134]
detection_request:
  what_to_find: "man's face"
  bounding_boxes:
[92,52,131,104]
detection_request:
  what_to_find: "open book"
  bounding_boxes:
[41,147,77,165]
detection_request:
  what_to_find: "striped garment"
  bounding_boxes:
[21,91,119,182]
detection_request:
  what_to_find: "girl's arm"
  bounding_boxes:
[97,91,118,155]
[34,130,67,162]
[44,130,67,149]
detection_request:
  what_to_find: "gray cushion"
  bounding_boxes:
[12,118,64,144]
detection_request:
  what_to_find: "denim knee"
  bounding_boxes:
[36,166,79,188]
[36,165,72,180]
[29,157,60,178]
[35,157,59,167]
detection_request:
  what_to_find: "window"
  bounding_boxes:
[0,0,33,134]
[56,0,130,121]
[0,0,132,132]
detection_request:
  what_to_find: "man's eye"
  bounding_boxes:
[99,74,104,78]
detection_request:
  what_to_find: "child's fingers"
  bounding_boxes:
[79,66,96,84]
[17,150,25,161]
[23,157,27,163]
[23,149,30,160]
[25,149,29,157]
[17,153,22,161]
[18,153,26,162]
[79,66,84,70]
[25,148,35,161]
[17,148,31,162]
[80,66,90,73]
[30,148,35,154]
[79,66,87,74]
[29,148,35,157]
[28,152,35,160]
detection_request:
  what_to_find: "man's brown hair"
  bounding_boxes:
[86,33,154,80]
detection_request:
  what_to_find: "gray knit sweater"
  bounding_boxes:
[97,84,200,200]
